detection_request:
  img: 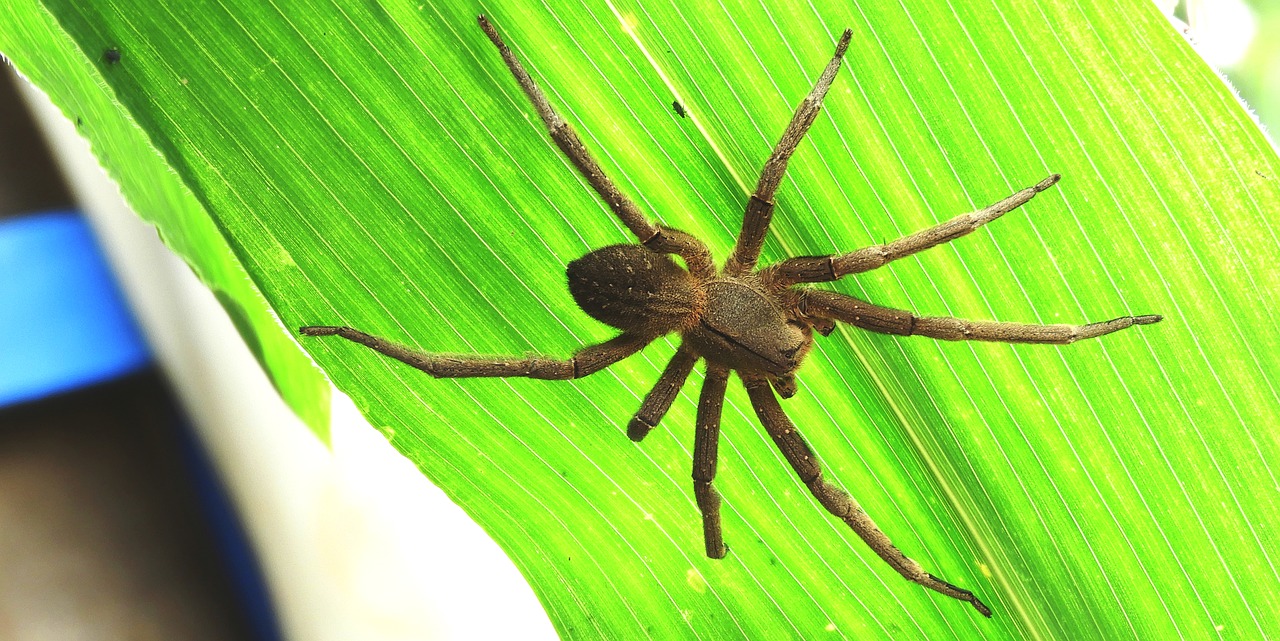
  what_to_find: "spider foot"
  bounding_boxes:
[771,375,798,399]
[927,573,993,618]
[1033,173,1061,192]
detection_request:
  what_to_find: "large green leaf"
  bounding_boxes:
[5,0,1278,637]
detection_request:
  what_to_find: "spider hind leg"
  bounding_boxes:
[743,377,993,617]
[693,364,730,558]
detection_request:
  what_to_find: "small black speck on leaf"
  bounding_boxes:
[103,47,121,65]
[671,99,687,118]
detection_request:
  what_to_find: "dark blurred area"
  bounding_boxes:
[0,371,254,640]
[0,60,65,217]
[0,64,268,640]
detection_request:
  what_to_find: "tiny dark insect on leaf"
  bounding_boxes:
[672,100,687,118]
[302,15,1163,619]
[103,47,120,65]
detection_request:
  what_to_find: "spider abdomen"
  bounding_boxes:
[567,244,700,334]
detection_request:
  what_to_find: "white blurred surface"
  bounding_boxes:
[20,78,557,641]
[1186,0,1258,68]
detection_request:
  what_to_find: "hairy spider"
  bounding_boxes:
[301,16,1161,617]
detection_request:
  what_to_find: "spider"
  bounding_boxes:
[301,15,1162,618]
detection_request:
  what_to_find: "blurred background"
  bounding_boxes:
[0,1,1275,640]
[1163,0,1280,133]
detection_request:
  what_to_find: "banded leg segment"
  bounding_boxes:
[773,175,1061,285]
[300,325,650,379]
[694,364,730,559]
[478,15,652,242]
[800,289,1162,344]
[726,29,853,275]
[478,16,714,277]
[628,346,699,442]
[742,377,992,617]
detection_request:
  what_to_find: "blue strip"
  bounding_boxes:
[0,211,150,408]
[175,413,284,641]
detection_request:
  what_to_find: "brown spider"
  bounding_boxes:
[301,15,1162,618]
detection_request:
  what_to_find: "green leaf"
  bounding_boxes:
[6,0,1279,637]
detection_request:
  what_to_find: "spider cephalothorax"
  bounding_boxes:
[301,16,1162,618]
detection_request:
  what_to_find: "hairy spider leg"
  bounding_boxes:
[726,28,853,276]
[799,290,1162,344]
[298,326,651,379]
[628,346,699,442]
[773,174,1061,285]
[478,15,714,278]
[693,364,730,559]
[742,377,993,617]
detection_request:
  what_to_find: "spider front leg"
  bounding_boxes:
[742,377,993,617]
[726,29,853,275]
[478,15,714,278]
[799,290,1161,344]
[772,174,1061,285]
[693,364,730,558]
[299,325,650,379]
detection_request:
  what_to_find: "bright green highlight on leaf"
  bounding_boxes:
[5,0,1279,638]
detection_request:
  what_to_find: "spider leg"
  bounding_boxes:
[742,377,992,617]
[478,16,714,278]
[694,364,730,558]
[726,29,853,275]
[800,289,1162,344]
[772,175,1060,285]
[300,325,650,379]
[628,345,699,442]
